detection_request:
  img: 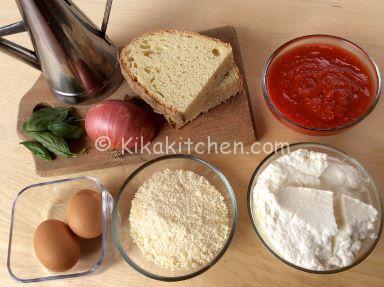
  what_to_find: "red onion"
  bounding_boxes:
[85,100,157,149]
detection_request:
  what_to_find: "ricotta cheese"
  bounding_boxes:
[253,149,379,271]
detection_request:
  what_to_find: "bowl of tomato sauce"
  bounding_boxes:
[262,35,381,135]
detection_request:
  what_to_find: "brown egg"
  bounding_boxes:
[67,189,102,239]
[33,219,80,272]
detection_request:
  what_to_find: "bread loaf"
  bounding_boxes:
[120,30,235,128]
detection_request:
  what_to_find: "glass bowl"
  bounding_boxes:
[247,142,383,273]
[112,154,237,281]
[7,176,114,283]
[262,35,382,135]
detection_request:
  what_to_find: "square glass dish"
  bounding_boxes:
[7,176,114,283]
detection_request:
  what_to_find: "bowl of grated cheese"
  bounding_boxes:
[112,154,237,281]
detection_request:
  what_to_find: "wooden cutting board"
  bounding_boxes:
[16,26,256,177]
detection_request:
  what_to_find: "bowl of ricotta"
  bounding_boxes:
[248,142,383,273]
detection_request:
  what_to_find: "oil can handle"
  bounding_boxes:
[101,0,113,36]
[0,21,25,36]
[66,0,114,38]
[0,21,40,70]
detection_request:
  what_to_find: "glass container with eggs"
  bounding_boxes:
[7,176,114,283]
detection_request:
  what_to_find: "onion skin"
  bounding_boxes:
[85,100,157,149]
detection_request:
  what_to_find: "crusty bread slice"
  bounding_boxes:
[200,64,242,115]
[126,64,242,121]
[120,30,234,128]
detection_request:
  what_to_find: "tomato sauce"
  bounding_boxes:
[266,44,374,129]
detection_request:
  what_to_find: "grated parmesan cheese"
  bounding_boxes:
[129,169,229,271]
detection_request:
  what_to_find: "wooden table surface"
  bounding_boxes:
[0,0,383,286]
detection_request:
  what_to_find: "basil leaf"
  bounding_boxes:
[26,131,83,158]
[66,116,83,124]
[48,119,84,139]
[20,141,53,161]
[24,107,72,132]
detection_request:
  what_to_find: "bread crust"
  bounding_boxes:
[119,30,234,128]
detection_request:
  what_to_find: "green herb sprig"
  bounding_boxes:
[20,107,84,161]
[20,141,53,161]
